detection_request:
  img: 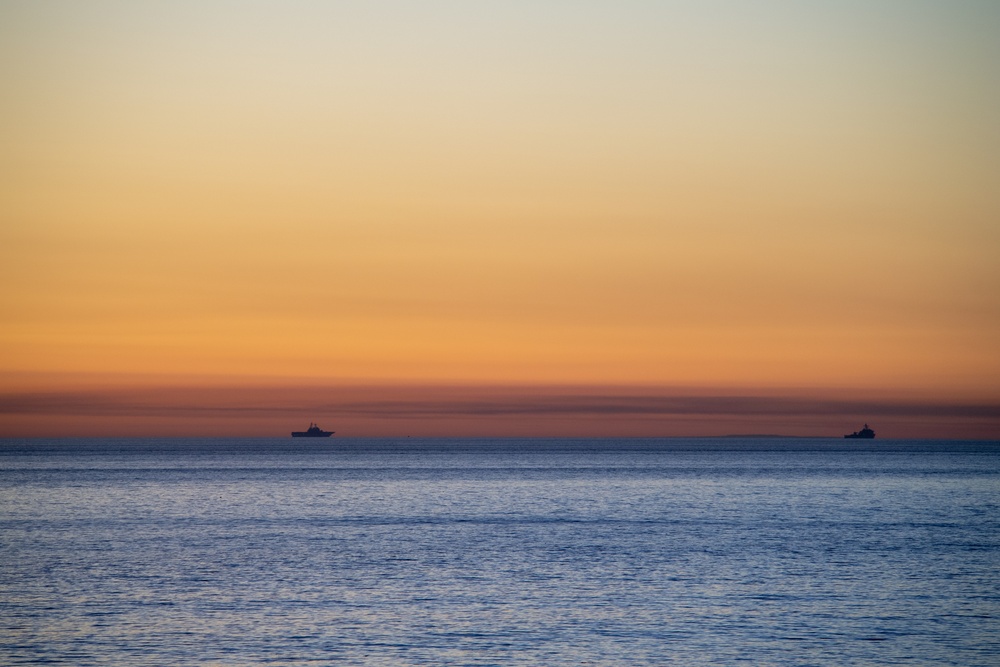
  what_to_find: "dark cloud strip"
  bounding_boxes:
[1,388,997,420]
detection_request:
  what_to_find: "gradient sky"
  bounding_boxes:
[2,1,998,437]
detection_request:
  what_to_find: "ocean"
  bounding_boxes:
[1,438,998,666]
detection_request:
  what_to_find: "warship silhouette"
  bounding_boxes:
[844,424,875,439]
[291,423,334,438]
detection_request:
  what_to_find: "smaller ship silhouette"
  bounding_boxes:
[291,423,334,438]
[844,424,875,439]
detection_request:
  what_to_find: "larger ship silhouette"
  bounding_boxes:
[291,423,334,438]
[844,424,875,439]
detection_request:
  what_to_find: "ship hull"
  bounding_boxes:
[844,425,875,439]
[291,431,333,437]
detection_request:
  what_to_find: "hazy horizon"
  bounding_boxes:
[2,374,997,439]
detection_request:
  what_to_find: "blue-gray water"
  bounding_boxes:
[1,438,998,666]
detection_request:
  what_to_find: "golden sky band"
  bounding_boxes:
[1,3,997,437]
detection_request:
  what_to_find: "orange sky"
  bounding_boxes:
[1,2,998,437]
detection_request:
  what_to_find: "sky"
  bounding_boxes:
[1,1,998,437]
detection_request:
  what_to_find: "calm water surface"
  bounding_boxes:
[1,438,998,666]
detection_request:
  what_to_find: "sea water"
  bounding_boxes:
[1,438,998,666]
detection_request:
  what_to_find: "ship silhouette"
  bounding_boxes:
[291,423,334,438]
[844,424,875,439]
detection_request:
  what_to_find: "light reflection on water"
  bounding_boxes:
[1,438,998,666]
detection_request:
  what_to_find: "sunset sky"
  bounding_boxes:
[2,1,998,437]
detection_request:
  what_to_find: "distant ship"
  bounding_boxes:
[844,424,875,439]
[291,423,334,438]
